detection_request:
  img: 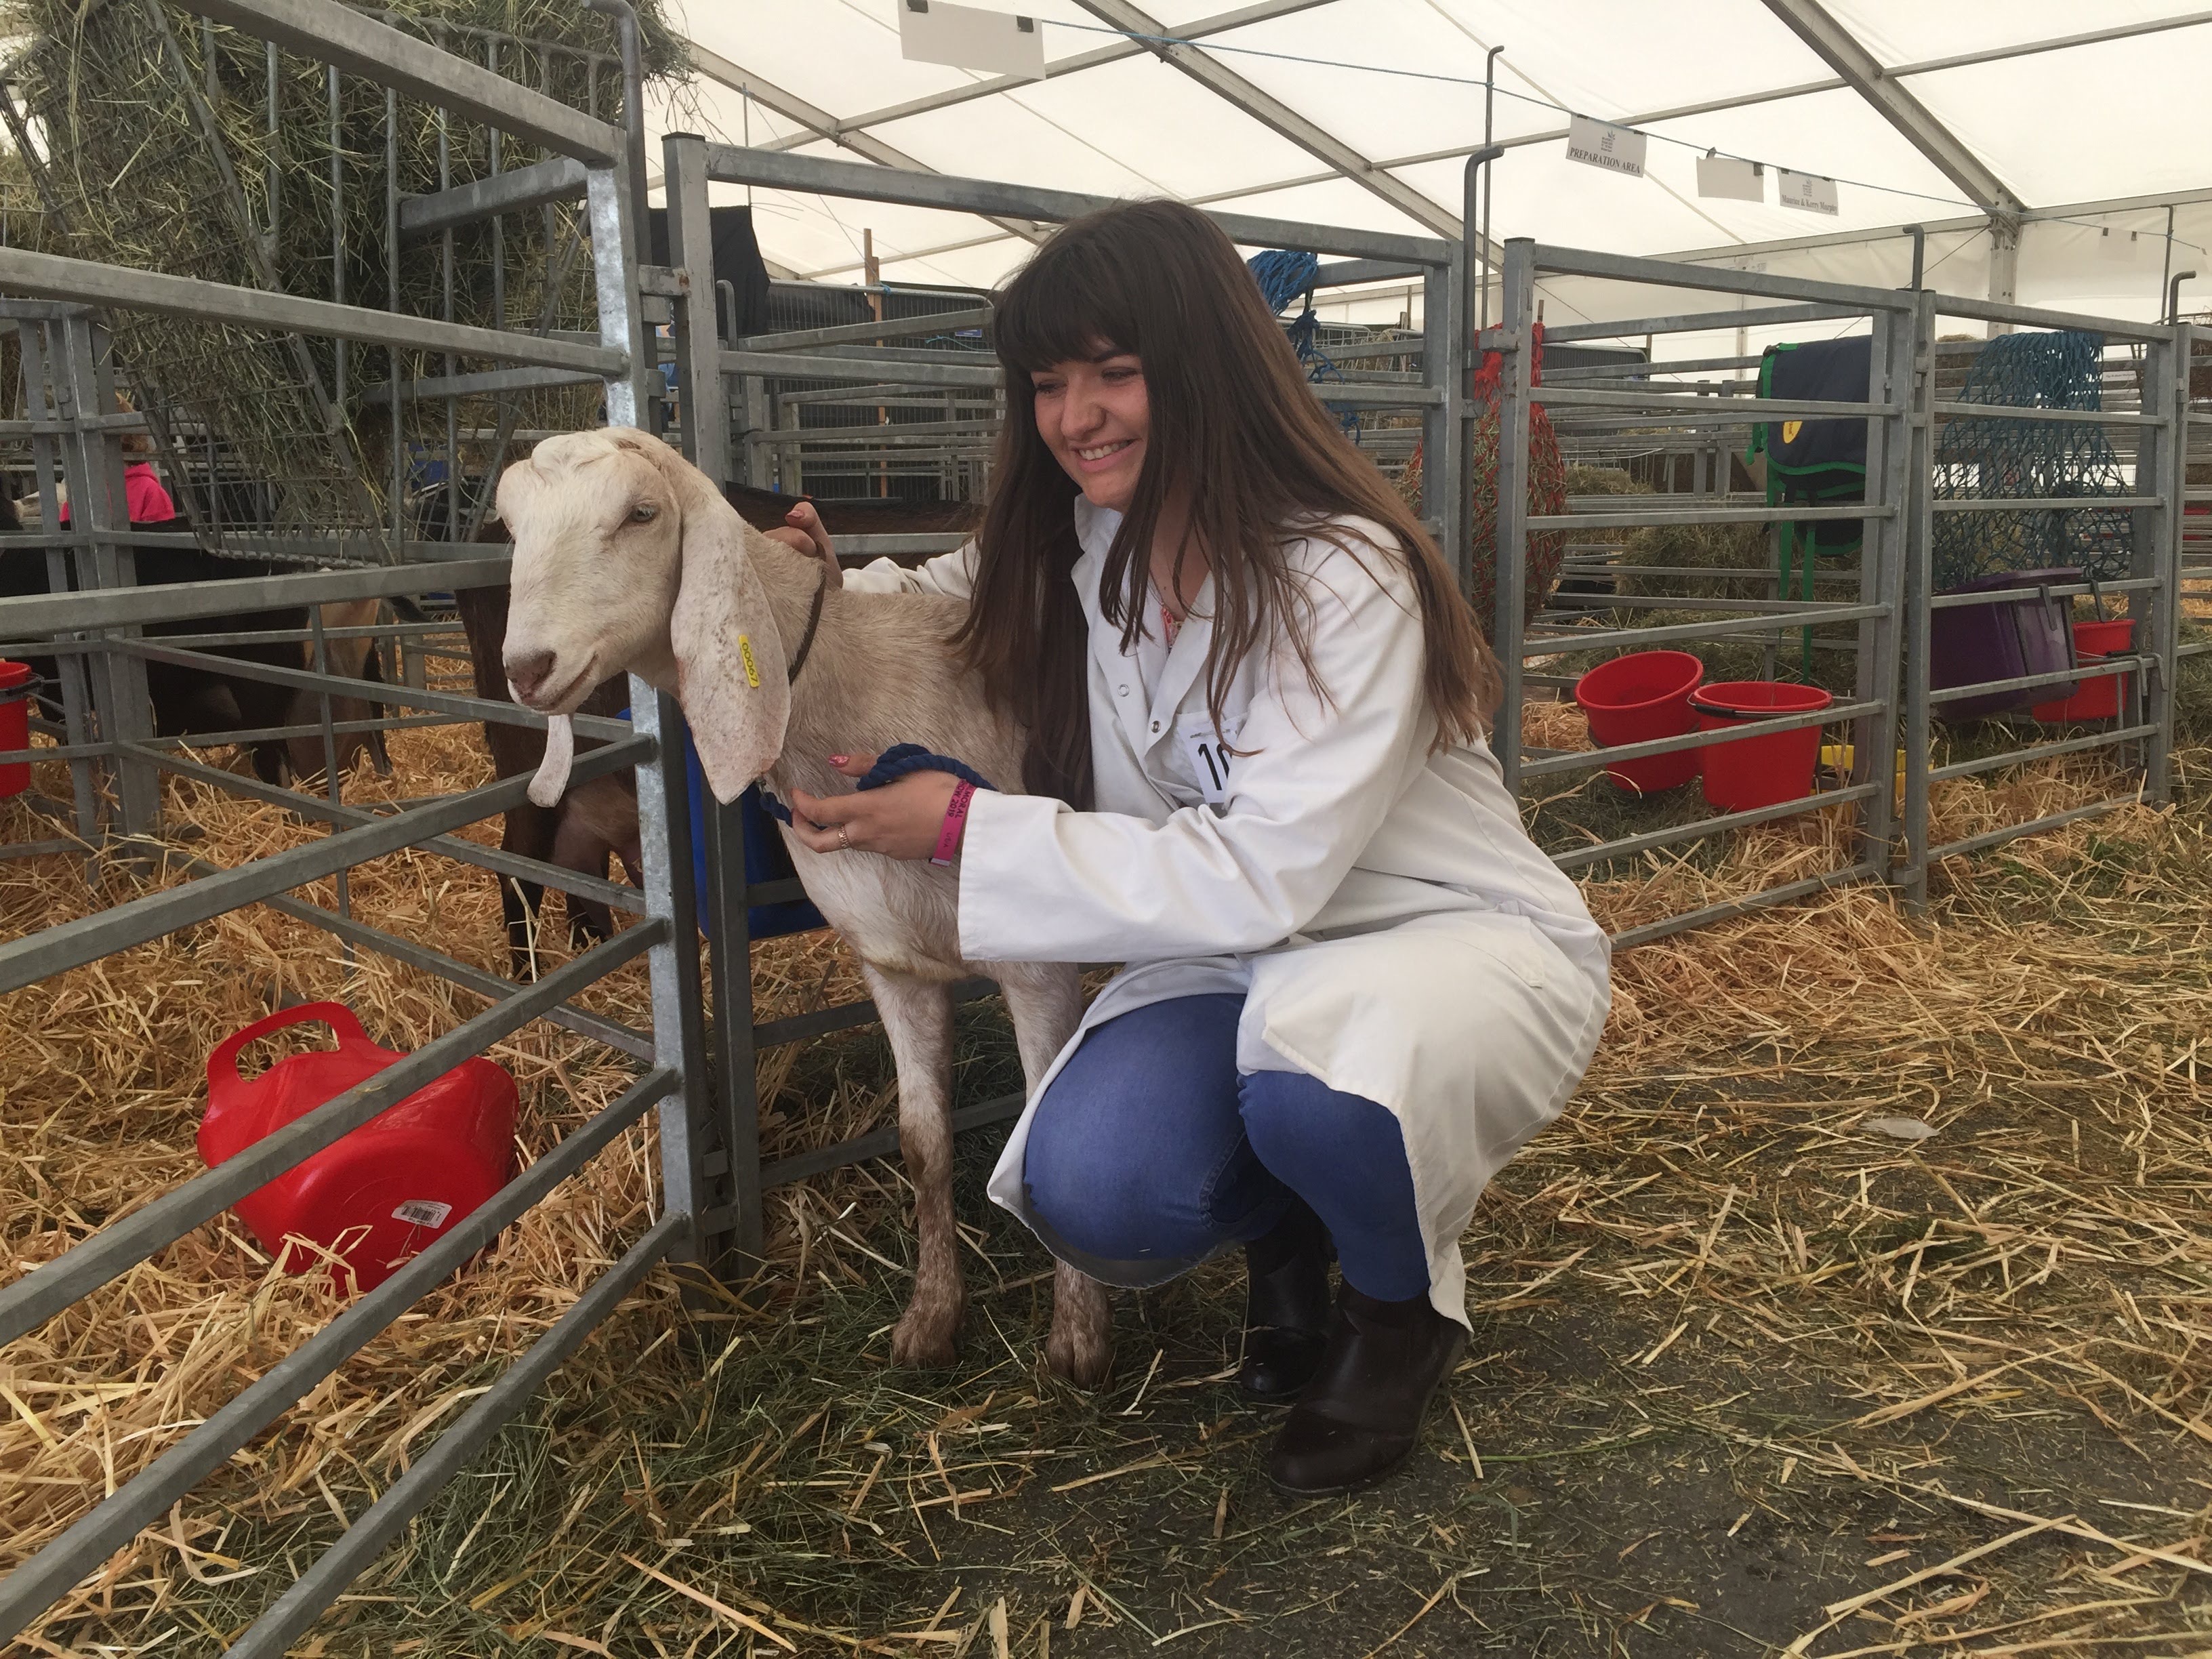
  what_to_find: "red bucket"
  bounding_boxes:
[1574,650,1704,794]
[1689,681,1833,813]
[2032,618,2135,722]
[0,659,35,798]
[199,1003,517,1292]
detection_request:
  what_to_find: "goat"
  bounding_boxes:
[0,516,390,785]
[494,428,1113,1387]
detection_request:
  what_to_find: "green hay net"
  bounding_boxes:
[1931,330,2136,590]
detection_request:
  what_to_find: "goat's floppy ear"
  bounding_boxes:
[665,467,790,804]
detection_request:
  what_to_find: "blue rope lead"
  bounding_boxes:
[1248,248,1359,439]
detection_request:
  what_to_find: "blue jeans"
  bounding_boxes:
[1021,994,1431,1301]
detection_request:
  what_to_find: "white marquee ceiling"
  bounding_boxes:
[644,1,2212,326]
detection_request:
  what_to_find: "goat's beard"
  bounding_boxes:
[527,712,575,808]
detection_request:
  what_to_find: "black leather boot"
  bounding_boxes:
[1237,1200,1332,1401]
[1265,1283,1467,1495]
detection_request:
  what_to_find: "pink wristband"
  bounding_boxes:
[930,779,977,867]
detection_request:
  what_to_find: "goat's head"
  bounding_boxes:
[497,428,791,807]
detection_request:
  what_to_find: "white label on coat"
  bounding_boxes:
[1176,714,1244,805]
[392,1199,452,1229]
[1565,116,1646,179]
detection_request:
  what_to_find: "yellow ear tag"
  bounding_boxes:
[737,634,761,689]
[1781,419,1803,444]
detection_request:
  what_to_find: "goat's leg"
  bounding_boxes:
[549,813,615,948]
[860,964,964,1369]
[497,802,557,979]
[995,962,1114,1389]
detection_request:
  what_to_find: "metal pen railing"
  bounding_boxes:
[0,3,716,1651]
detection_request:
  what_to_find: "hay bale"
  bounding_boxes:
[1615,518,1771,602]
[0,0,688,543]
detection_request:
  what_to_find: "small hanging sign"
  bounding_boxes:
[899,0,1046,81]
[1778,169,1839,216]
[1696,153,1765,203]
[2097,226,2143,263]
[1565,115,1647,179]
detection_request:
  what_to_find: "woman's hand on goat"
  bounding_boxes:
[779,501,841,588]
[787,754,961,861]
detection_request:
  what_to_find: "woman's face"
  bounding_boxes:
[1029,350,1149,514]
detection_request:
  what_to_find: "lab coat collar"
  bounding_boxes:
[1069,497,1212,755]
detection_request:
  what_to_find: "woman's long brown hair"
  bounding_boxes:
[959,199,1500,804]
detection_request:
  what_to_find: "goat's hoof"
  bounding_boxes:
[1046,1323,1115,1390]
[890,1303,963,1370]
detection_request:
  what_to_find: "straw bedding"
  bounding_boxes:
[2,703,2210,1652]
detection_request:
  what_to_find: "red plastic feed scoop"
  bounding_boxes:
[199,1002,517,1293]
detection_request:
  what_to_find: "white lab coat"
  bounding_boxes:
[844,499,1610,1324]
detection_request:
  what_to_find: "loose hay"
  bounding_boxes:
[4,714,2211,1654]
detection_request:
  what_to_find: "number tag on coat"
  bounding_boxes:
[1176,714,1244,805]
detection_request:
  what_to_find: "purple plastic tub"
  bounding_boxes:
[1929,567,2080,721]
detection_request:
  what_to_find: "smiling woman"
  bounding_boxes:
[780,199,1616,1500]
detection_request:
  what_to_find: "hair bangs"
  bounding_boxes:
[993,235,1141,375]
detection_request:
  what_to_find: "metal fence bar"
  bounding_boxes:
[1523,605,1887,655]
[222,1214,684,1657]
[701,142,1454,266]
[0,1070,675,1645]
[134,743,647,916]
[1927,722,2159,782]
[1926,797,2141,863]
[1608,863,1885,949]
[741,306,995,353]
[1931,399,2162,426]
[754,1091,1029,1195]
[1534,387,1900,418]
[1856,304,1912,873]
[1929,494,2162,513]
[186,0,621,163]
[0,247,626,376]
[1542,300,1872,343]
[1930,291,2174,344]
[1927,655,2153,703]
[1491,239,1536,801]
[720,347,1002,389]
[629,685,716,1279]
[1927,575,2160,607]
[1897,289,1939,903]
[116,637,634,741]
[2142,325,2184,802]
[1519,699,1881,777]
[1551,784,1879,873]
[0,557,510,633]
[1528,504,1892,531]
[0,735,649,997]
[198,867,655,1059]
[398,154,588,241]
[1530,244,1916,311]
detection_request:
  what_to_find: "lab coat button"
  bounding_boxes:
[1150,720,1162,733]
[1117,684,1129,697]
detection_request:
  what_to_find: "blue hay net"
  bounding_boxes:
[1247,249,1360,438]
[1931,329,2135,590]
